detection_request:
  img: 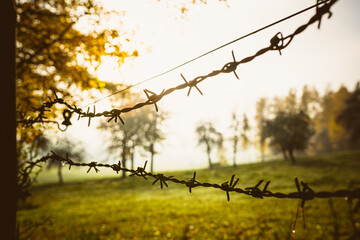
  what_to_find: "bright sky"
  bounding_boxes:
[58,0,360,172]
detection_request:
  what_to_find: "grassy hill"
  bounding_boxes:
[17,151,360,239]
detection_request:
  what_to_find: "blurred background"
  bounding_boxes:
[16,0,360,239]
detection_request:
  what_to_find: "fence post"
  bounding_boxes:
[0,1,17,239]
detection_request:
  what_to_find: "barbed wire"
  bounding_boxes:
[82,0,334,107]
[18,151,360,212]
[17,0,338,128]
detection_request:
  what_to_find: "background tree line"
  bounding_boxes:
[194,82,360,168]
[255,83,360,163]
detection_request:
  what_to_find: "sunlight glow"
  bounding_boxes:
[71,0,360,171]
[95,56,122,82]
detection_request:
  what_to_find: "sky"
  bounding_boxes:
[56,0,360,172]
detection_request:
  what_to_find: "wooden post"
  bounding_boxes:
[0,0,17,239]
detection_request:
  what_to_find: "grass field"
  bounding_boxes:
[17,151,360,239]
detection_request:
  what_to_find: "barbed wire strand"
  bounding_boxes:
[84,0,333,107]
[18,151,360,205]
[17,0,338,128]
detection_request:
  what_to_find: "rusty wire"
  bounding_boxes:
[17,0,338,128]
[19,151,360,209]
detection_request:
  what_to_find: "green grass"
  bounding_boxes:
[17,151,360,239]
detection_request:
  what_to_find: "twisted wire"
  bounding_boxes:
[17,0,338,128]
[19,151,360,207]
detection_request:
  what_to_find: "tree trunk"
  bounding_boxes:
[282,151,288,160]
[130,149,134,170]
[58,164,64,185]
[1,1,17,239]
[121,145,127,178]
[232,152,236,168]
[150,143,154,172]
[233,140,237,168]
[206,144,213,169]
[281,145,289,160]
[288,148,296,164]
[260,142,265,162]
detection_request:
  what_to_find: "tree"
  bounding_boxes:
[15,0,138,165]
[241,114,250,150]
[16,0,137,109]
[300,85,320,118]
[312,86,351,152]
[229,112,240,168]
[337,82,360,149]
[14,0,228,119]
[255,98,268,162]
[99,110,147,178]
[328,86,351,151]
[284,88,298,114]
[229,112,250,168]
[99,104,166,176]
[195,121,223,169]
[47,137,85,184]
[23,134,85,184]
[262,111,314,164]
[142,111,166,172]
[312,88,334,153]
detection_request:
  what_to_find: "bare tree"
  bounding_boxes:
[195,121,223,169]
[99,110,147,178]
[35,135,85,184]
[229,112,250,167]
[99,104,167,176]
[255,98,268,162]
[142,111,166,172]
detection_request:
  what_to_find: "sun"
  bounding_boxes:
[95,56,123,83]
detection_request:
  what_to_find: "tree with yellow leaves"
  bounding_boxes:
[15,0,138,165]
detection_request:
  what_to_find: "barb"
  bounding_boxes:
[143,89,164,112]
[18,151,360,202]
[17,0,339,128]
[221,174,240,201]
